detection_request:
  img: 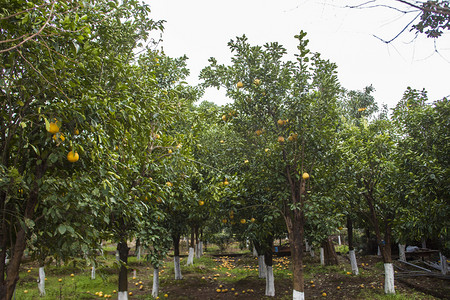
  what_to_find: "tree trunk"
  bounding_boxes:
[117,241,130,300]
[37,266,45,296]
[322,236,338,266]
[349,250,359,275]
[319,248,325,265]
[194,226,200,259]
[384,263,395,294]
[187,227,194,266]
[398,244,406,262]
[152,267,159,298]
[91,264,96,280]
[347,215,354,250]
[254,241,266,278]
[365,193,395,294]
[172,234,182,280]
[439,252,448,275]
[2,175,42,300]
[285,210,305,300]
[135,238,141,261]
[264,237,275,297]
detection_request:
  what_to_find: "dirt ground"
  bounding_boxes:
[128,253,449,300]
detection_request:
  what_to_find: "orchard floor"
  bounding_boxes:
[15,245,449,299]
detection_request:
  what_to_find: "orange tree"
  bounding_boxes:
[391,89,449,256]
[200,31,340,299]
[0,1,164,298]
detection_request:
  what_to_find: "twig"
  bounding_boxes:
[0,2,56,54]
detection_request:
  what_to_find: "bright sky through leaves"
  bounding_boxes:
[147,0,449,108]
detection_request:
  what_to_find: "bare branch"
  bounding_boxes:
[373,12,422,43]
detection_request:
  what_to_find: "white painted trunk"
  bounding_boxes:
[265,265,275,296]
[398,244,406,261]
[174,256,182,280]
[305,240,310,252]
[186,247,194,265]
[118,291,128,300]
[133,269,136,278]
[319,247,325,265]
[349,250,359,275]
[338,235,341,245]
[421,237,427,249]
[258,255,266,278]
[195,244,201,259]
[377,246,381,256]
[384,263,395,294]
[293,289,305,300]
[253,247,258,257]
[199,241,203,256]
[440,253,448,275]
[136,246,142,261]
[152,267,159,298]
[91,264,96,280]
[115,250,120,262]
[37,266,45,296]
[310,247,315,257]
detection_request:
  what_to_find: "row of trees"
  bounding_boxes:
[198,31,449,299]
[1,1,448,300]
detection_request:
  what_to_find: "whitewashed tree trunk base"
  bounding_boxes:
[258,255,266,278]
[187,247,194,265]
[293,289,305,300]
[136,246,142,261]
[253,247,258,257]
[265,265,275,296]
[377,246,381,256]
[115,250,120,262]
[305,240,310,252]
[38,266,45,296]
[118,291,128,300]
[349,250,359,275]
[320,247,325,266]
[174,256,182,280]
[384,263,395,294]
[440,253,448,275]
[91,265,96,280]
[398,244,406,262]
[199,241,203,256]
[310,247,315,257]
[338,235,341,245]
[152,267,159,298]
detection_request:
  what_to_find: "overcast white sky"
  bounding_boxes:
[145,0,450,109]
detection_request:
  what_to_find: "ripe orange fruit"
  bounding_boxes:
[166,182,173,187]
[67,151,79,163]
[302,172,310,180]
[47,121,60,134]
[278,136,285,143]
[277,119,284,126]
[255,129,263,136]
[240,219,246,224]
[250,218,255,223]
[253,79,261,85]
[222,115,227,121]
[222,219,227,224]
[198,200,205,206]
[237,82,244,88]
